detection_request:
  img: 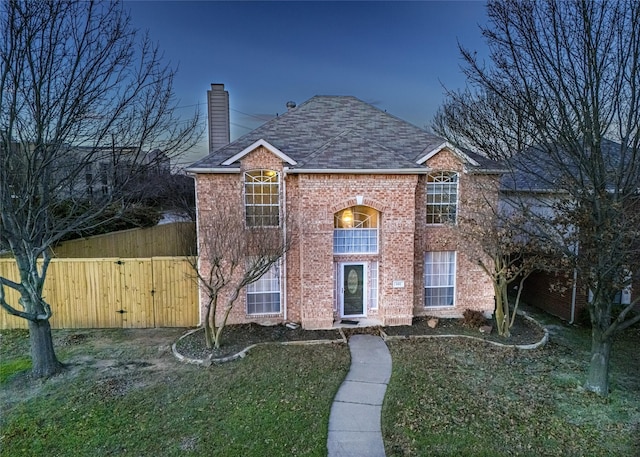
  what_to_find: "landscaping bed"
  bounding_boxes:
[383,313,545,346]
[175,324,343,360]
[176,312,546,362]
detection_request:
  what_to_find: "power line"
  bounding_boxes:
[230,108,274,122]
[174,102,205,110]
[231,122,254,131]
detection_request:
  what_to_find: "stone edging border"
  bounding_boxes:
[379,310,549,350]
[171,327,348,367]
[172,312,549,366]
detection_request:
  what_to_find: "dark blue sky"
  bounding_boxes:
[125,1,490,164]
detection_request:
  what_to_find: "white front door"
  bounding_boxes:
[340,262,367,318]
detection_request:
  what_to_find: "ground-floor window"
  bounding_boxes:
[247,262,281,314]
[424,251,456,307]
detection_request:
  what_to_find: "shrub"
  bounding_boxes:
[462,309,487,328]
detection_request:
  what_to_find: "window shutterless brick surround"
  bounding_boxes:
[195,146,496,329]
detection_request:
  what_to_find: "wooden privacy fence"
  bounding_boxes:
[50,222,196,258]
[0,257,199,330]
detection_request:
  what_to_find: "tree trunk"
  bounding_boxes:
[584,329,611,396]
[494,276,510,337]
[203,300,213,349]
[28,319,63,378]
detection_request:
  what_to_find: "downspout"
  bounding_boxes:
[569,267,578,324]
[282,169,288,322]
[190,173,203,327]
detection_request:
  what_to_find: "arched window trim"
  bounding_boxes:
[333,205,379,254]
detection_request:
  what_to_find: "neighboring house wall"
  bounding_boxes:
[522,270,588,322]
[523,269,638,323]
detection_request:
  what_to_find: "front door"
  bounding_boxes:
[341,263,366,317]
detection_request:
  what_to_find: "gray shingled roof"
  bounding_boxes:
[187,95,503,173]
[501,139,627,192]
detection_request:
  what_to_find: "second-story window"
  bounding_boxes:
[244,170,280,227]
[426,171,458,224]
[333,206,379,254]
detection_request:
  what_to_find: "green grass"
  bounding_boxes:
[382,316,640,457]
[0,329,350,457]
[0,357,32,383]
[3,313,639,457]
[0,329,32,383]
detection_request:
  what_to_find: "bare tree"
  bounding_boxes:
[461,207,556,337]
[432,88,537,161]
[437,0,640,395]
[190,201,294,350]
[0,0,200,377]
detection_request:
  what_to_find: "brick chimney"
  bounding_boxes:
[207,83,230,153]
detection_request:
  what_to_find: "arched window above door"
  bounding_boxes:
[333,206,379,254]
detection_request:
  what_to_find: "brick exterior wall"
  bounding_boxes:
[522,270,639,323]
[194,146,497,329]
[520,270,585,322]
[413,149,496,319]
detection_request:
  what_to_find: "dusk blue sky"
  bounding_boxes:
[125,1,491,165]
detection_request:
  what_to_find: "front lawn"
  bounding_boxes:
[2,314,639,457]
[383,319,640,456]
[0,328,350,457]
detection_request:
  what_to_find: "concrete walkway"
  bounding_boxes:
[327,334,392,457]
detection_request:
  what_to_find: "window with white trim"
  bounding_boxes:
[246,262,281,314]
[426,172,458,224]
[369,261,378,310]
[244,170,280,227]
[424,251,456,307]
[333,206,379,254]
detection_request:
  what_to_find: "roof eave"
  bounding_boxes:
[185,167,241,174]
[466,168,508,175]
[284,167,431,174]
[500,188,569,195]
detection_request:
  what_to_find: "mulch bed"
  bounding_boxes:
[175,324,343,360]
[384,314,545,346]
[175,313,546,361]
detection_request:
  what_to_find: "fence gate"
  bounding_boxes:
[0,257,198,329]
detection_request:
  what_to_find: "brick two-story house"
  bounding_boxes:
[187,93,504,329]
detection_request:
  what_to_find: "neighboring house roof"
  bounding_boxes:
[187,95,503,174]
[501,138,630,193]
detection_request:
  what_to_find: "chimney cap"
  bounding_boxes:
[286,101,296,110]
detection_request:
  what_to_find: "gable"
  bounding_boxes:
[416,142,480,168]
[221,139,297,166]
[421,147,466,172]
